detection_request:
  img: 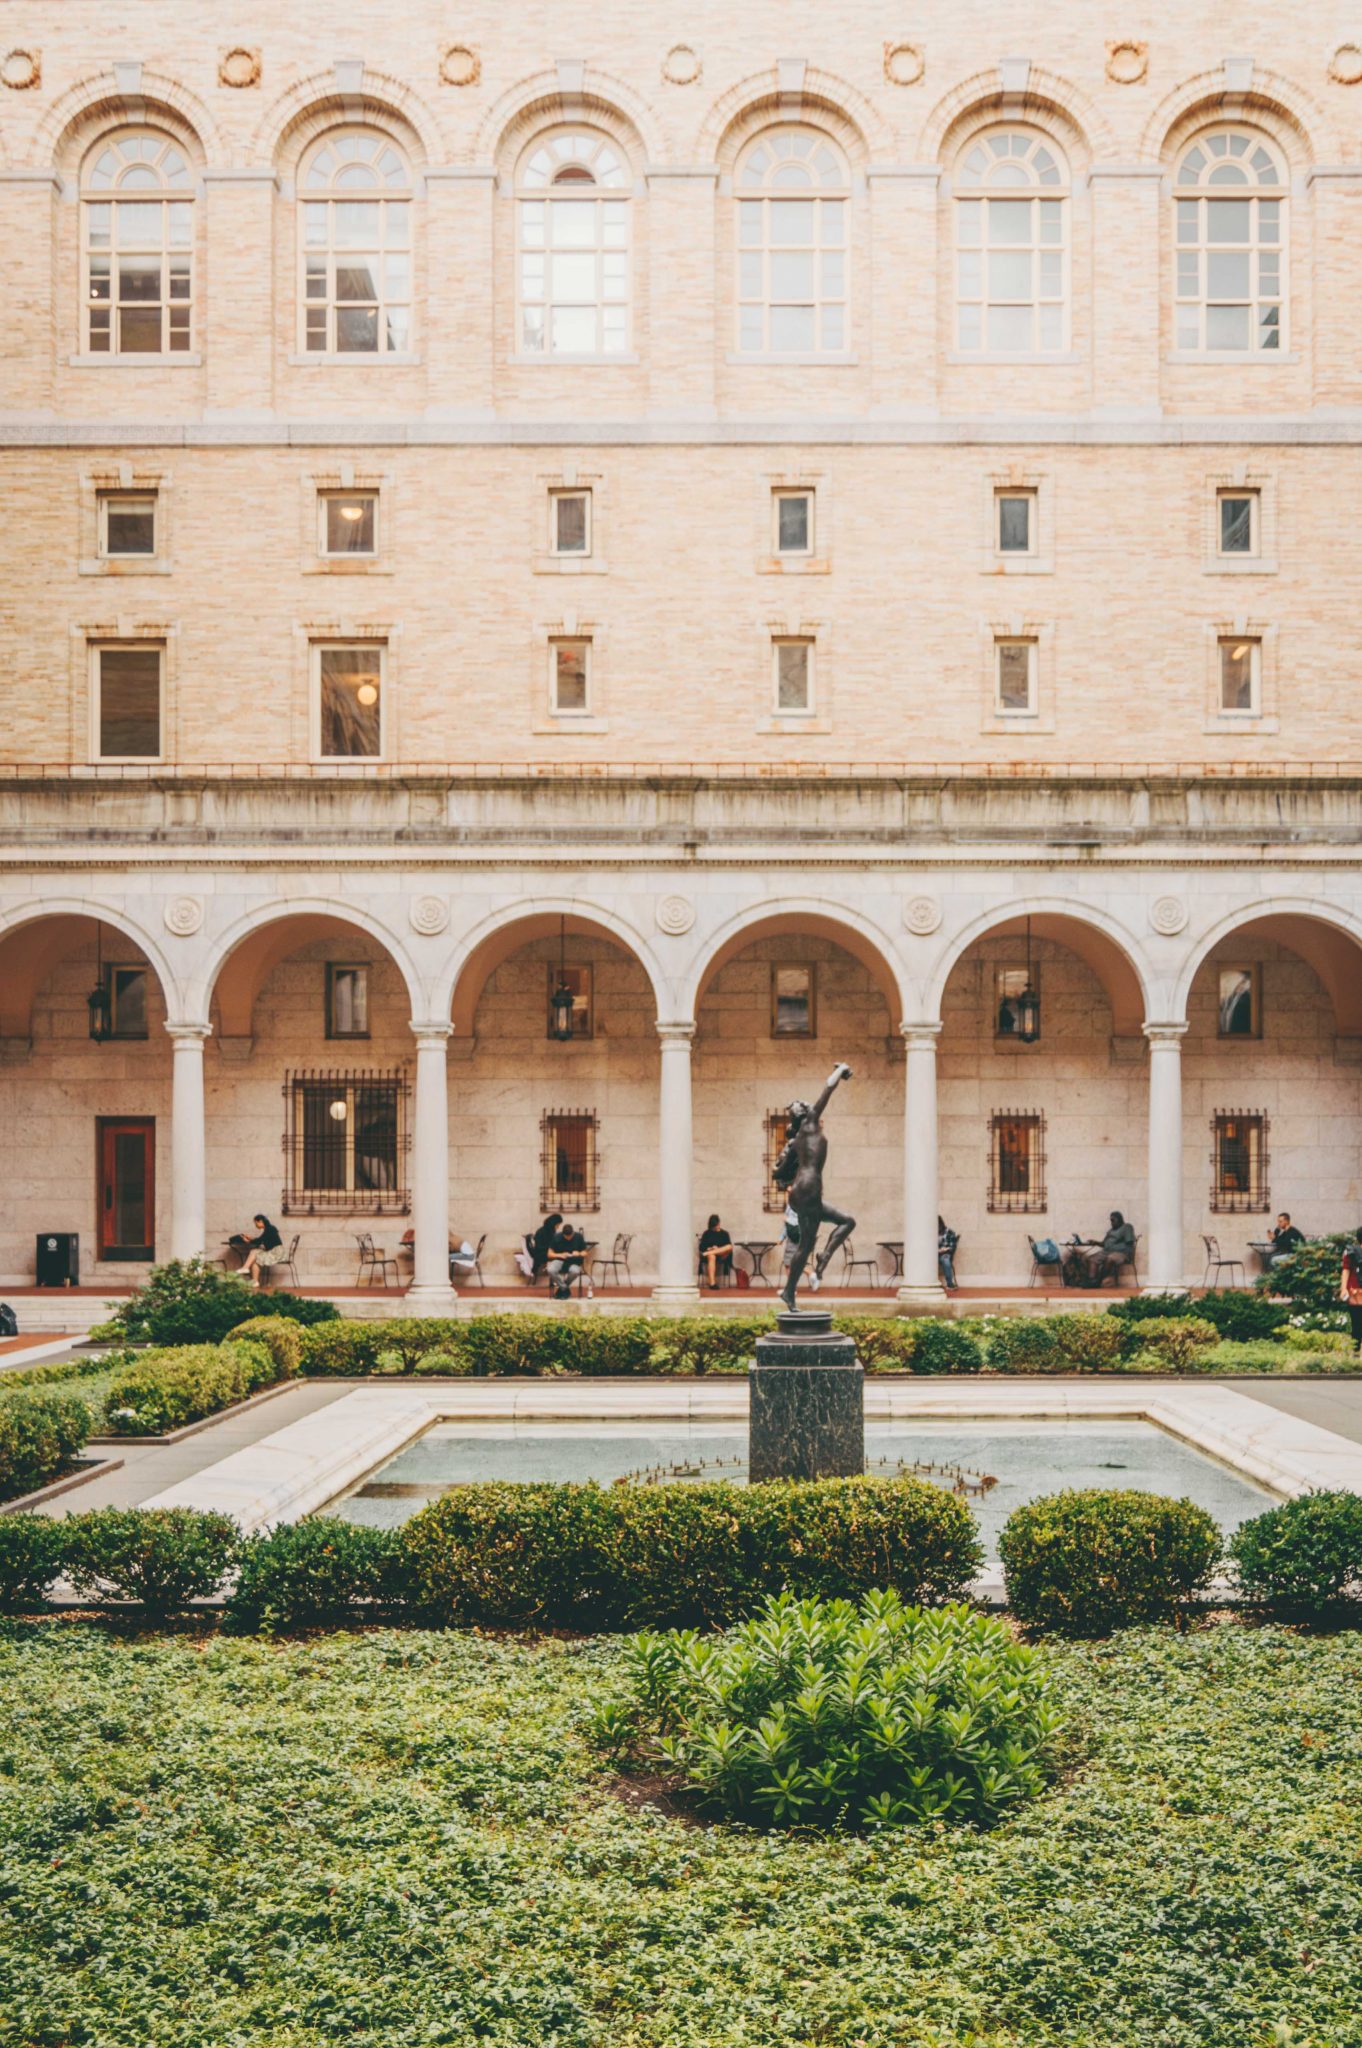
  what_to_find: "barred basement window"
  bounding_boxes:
[764,1108,792,1213]
[541,1108,598,1211]
[283,1068,409,1215]
[1211,1110,1269,1213]
[988,1109,1047,1213]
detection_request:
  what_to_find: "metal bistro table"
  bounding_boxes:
[737,1239,779,1283]
[877,1240,904,1279]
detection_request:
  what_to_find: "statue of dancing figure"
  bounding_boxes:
[774,1062,855,1312]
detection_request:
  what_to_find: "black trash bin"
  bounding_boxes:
[35,1233,79,1287]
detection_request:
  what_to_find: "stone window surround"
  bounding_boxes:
[758,465,831,575]
[294,619,398,763]
[301,465,395,576]
[1202,465,1278,575]
[758,612,831,736]
[532,463,608,575]
[1202,615,1278,735]
[979,615,1055,735]
[79,464,173,577]
[531,609,608,735]
[76,620,176,763]
[980,465,1054,575]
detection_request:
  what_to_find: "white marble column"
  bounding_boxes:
[897,1022,948,1312]
[407,1022,459,1312]
[168,1022,210,1262]
[1144,1022,1187,1293]
[652,1022,701,1305]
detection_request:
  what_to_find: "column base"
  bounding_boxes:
[1141,1283,1189,1297]
[403,1284,463,1316]
[895,1283,952,1318]
[651,1284,703,1308]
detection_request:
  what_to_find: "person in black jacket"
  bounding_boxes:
[236,1214,284,1288]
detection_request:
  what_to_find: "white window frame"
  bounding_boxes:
[995,487,1038,558]
[81,130,195,359]
[773,636,815,716]
[549,637,592,717]
[736,126,851,358]
[773,489,815,557]
[550,488,593,557]
[954,129,1069,356]
[1218,634,1262,716]
[98,491,158,560]
[994,637,1037,716]
[90,641,165,763]
[312,641,387,761]
[1216,487,1260,559]
[318,490,379,558]
[516,129,631,360]
[299,129,413,358]
[1173,129,1286,357]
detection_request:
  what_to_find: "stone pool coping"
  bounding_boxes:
[140,1379,1362,1542]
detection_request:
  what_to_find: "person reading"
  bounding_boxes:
[698,1215,733,1288]
[234,1213,284,1289]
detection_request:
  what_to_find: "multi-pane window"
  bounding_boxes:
[540,1108,599,1211]
[774,490,814,555]
[285,1070,408,1212]
[546,964,593,1039]
[83,132,193,355]
[1211,1110,1269,1213]
[100,493,157,558]
[102,966,149,1040]
[1175,131,1284,353]
[1218,489,1259,555]
[1219,635,1260,713]
[550,639,591,715]
[771,964,815,1038]
[301,131,411,354]
[774,638,814,714]
[956,131,1067,353]
[995,639,1036,714]
[518,131,630,357]
[996,490,1036,554]
[326,964,370,1039]
[320,493,377,556]
[988,1110,1047,1213]
[316,645,384,758]
[94,645,162,760]
[551,490,592,555]
[1217,966,1260,1039]
[737,127,849,355]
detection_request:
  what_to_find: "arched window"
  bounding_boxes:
[955,130,1068,353]
[736,127,849,354]
[301,130,411,354]
[83,131,194,355]
[517,130,631,357]
[1174,130,1284,353]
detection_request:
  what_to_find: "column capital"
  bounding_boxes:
[165,1020,212,1044]
[901,1020,943,1047]
[657,1020,696,1044]
[1143,1021,1188,1045]
[410,1019,453,1045]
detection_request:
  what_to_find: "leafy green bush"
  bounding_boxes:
[404,1475,982,1632]
[103,1337,275,1436]
[90,1257,339,1345]
[1107,1292,1198,1325]
[984,1314,1127,1374]
[410,1348,473,1377]
[225,1518,406,1634]
[1229,1492,1362,1619]
[903,1319,983,1374]
[0,1515,68,1610]
[63,1507,240,1614]
[1257,1234,1352,1311]
[231,1315,304,1380]
[1130,1317,1219,1371]
[1202,1338,1331,1374]
[0,1393,93,1500]
[1280,1325,1354,1356]
[1196,1291,1290,1341]
[1000,1489,1222,1636]
[597,1589,1060,1830]
[298,1320,384,1376]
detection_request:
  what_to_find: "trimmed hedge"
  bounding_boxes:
[401,1475,983,1632]
[103,1337,276,1436]
[1229,1491,1362,1619]
[63,1507,240,1615]
[0,1393,93,1501]
[999,1488,1222,1636]
[230,1315,305,1381]
[225,1519,407,1634]
[0,1515,68,1609]
[983,1314,1129,1374]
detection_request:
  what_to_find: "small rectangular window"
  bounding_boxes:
[996,490,1035,555]
[1219,636,1260,714]
[1218,490,1258,556]
[285,1069,408,1212]
[771,963,815,1038]
[774,638,813,714]
[764,1107,792,1212]
[321,493,377,557]
[774,489,813,555]
[995,965,1040,1041]
[317,644,383,758]
[551,490,591,556]
[100,493,157,558]
[546,963,593,1039]
[995,639,1036,715]
[988,1110,1047,1213]
[103,965,149,1039]
[1217,964,1260,1039]
[540,1108,599,1212]
[95,645,161,759]
[551,639,590,715]
[326,964,370,1040]
[1211,1109,1269,1212]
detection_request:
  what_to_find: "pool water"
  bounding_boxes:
[324,1418,1275,1552]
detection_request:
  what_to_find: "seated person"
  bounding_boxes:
[526,1213,563,1281]
[1268,1212,1305,1266]
[698,1214,734,1288]
[234,1213,284,1289]
[449,1235,478,1283]
[1062,1212,1135,1288]
[547,1220,587,1299]
[938,1216,959,1290]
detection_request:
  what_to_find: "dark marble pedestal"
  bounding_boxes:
[748,1308,865,1483]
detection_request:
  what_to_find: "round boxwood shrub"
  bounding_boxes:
[103,1338,275,1436]
[0,1516,68,1611]
[598,1589,1062,1830]
[231,1315,304,1380]
[225,1518,406,1634]
[999,1488,1222,1636]
[0,1393,93,1500]
[63,1507,240,1615]
[1196,1292,1290,1342]
[906,1319,983,1374]
[1229,1491,1362,1620]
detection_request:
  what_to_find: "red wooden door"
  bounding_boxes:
[97,1118,155,1261]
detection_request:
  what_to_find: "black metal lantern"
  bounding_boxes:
[1016,918,1041,1045]
[86,923,111,1043]
[549,917,576,1042]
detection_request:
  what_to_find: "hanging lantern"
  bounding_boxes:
[1017,917,1041,1044]
[87,922,111,1043]
[549,915,576,1041]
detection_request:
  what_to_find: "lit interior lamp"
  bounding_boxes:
[339,503,365,522]
[1230,643,1250,659]
[328,1098,348,1123]
[356,682,379,706]
[549,914,576,1041]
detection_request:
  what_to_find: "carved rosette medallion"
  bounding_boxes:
[1150,895,1189,936]
[409,895,450,936]
[164,896,204,937]
[655,894,696,936]
[903,894,943,936]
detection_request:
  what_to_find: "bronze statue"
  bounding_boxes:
[774,1062,855,1311]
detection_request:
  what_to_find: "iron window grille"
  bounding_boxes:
[988,1109,1047,1213]
[541,1108,599,1212]
[1210,1110,1269,1213]
[283,1068,409,1216]
[764,1108,793,1213]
